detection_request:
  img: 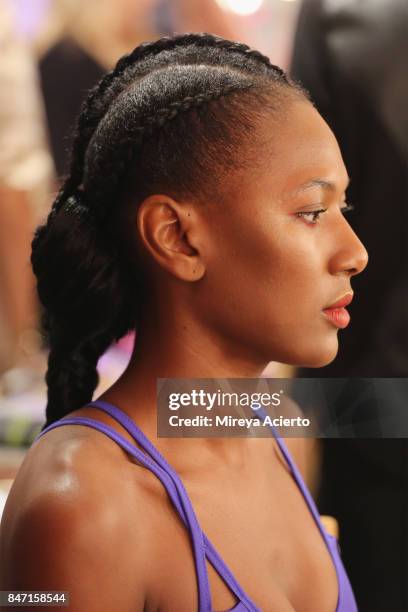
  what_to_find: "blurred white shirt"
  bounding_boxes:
[0,1,54,222]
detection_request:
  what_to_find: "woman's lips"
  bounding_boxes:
[322,292,353,328]
[322,307,350,328]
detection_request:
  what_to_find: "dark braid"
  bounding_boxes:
[31,33,307,428]
[85,77,257,219]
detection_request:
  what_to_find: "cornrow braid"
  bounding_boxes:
[85,79,255,222]
[54,33,288,213]
[31,32,307,428]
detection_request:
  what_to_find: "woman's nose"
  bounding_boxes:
[329,219,369,277]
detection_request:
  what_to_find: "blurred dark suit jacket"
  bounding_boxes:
[293,0,407,378]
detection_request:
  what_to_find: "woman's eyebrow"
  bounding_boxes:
[295,177,351,194]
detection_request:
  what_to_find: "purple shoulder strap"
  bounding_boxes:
[86,400,259,611]
[35,400,259,612]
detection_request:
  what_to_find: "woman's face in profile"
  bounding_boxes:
[194,100,368,369]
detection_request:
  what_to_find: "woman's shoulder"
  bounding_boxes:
[0,416,153,609]
[2,409,158,539]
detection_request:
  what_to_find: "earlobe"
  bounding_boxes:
[137,194,205,281]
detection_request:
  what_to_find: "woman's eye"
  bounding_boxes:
[296,208,327,224]
[296,203,354,225]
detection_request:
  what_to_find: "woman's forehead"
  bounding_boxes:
[251,101,349,197]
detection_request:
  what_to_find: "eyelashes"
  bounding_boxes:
[296,208,327,224]
[296,203,355,225]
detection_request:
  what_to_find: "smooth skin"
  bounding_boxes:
[0,100,368,611]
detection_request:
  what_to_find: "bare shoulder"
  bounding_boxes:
[0,424,151,611]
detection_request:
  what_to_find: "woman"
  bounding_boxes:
[0,33,367,611]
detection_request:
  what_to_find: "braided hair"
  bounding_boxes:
[31,33,307,428]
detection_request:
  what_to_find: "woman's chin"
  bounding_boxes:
[290,337,339,369]
[306,345,339,368]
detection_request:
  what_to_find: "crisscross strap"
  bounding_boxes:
[36,415,212,610]
[88,401,259,611]
[35,402,260,612]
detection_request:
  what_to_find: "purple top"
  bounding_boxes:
[35,400,358,612]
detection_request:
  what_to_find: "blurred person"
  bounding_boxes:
[37,0,161,177]
[0,33,368,610]
[291,1,408,610]
[0,1,54,380]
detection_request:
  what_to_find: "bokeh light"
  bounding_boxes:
[215,0,264,17]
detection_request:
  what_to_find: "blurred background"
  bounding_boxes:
[0,1,407,610]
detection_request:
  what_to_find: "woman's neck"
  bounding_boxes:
[98,310,270,471]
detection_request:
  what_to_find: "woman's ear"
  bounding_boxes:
[137,194,206,281]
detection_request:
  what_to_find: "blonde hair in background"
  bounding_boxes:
[31,0,85,58]
[32,0,160,69]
